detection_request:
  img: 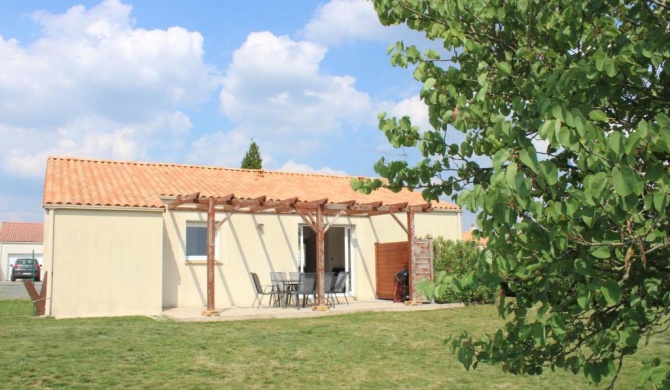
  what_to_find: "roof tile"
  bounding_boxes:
[0,222,44,242]
[43,157,460,211]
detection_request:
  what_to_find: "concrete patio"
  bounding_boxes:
[162,299,465,322]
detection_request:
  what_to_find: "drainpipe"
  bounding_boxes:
[46,209,56,316]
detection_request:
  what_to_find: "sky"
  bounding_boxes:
[0,0,475,229]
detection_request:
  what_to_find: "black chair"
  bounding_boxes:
[332,271,349,305]
[293,272,316,309]
[250,272,275,309]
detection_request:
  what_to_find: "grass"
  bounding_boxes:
[1,300,668,389]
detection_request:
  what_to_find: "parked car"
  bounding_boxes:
[10,259,41,282]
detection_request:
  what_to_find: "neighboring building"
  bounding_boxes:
[42,157,462,318]
[462,226,488,247]
[0,222,44,281]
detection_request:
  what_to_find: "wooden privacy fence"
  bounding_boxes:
[375,241,410,300]
[375,239,433,302]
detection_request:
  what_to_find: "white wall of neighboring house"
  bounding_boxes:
[0,242,44,281]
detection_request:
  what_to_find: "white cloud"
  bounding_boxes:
[299,0,432,48]
[0,0,218,177]
[386,95,431,130]
[279,160,347,176]
[1,0,217,126]
[299,0,390,45]
[186,129,253,168]
[220,31,372,139]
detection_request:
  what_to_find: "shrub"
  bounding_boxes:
[422,236,498,304]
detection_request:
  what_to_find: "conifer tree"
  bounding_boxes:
[241,140,262,170]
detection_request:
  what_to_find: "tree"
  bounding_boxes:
[356,1,670,387]
[241,140,262,169]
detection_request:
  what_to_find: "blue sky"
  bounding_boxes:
[0,0,475,228]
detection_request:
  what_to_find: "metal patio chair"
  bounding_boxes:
[270,272,288,307]
[293,272,316,309]
[332,271,349,305]
[323,272,336,307]
[250,272,275,309]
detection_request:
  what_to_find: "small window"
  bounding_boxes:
[185,222,219,261]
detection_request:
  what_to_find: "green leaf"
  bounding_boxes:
[608,132,623,155]
[590,246,610,259]
[604,58,617,77]
[539,119,556,140]
[552,105,565,122]
[497,61,512,75]
[577,285,591,309]
[589,110,609,122]
[540,161,558,185]
[639,362,654,382]
[595,55,606,71]
[548,314,567,335]
[612,166,641,197]
[653,192,668,212]
[518,0,529,12]
[600,279,622,306]
[422,77,436,92]
[492,149,510,170]
[584,172,608,201]
[477,71,488,86]
[658,113,670,127]
[505,162,519,190]
[584,361,602,384]
[519,148,539,173]
[619,329,639,347]
[574,258,593,276]
[425,49,440,60]
[650,366,668,385]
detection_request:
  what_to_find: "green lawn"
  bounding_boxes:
[0,300,667,389]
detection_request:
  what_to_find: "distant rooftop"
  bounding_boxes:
[0,222,44,243]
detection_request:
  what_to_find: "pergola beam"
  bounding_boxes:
[249,197,298,212]
[294,198,328,209]
[231,195,267,208]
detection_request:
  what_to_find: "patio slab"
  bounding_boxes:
[161,300,464,322]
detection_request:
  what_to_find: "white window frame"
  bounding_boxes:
[185,222,220,262]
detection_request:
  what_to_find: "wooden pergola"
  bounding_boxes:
[167,192,432,315]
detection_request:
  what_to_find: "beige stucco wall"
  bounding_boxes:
[0,242,44,281]
[45,208,163,318]
[43,204,461,317]
[162,207,461,309]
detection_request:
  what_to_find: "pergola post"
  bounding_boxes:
[316,205,326,307]
[407,207,416,302]
[202,197,219,316]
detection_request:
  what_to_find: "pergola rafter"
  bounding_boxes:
[167,192,432,315]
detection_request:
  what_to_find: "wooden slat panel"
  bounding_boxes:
[410,239,433,303]
[375,241,410,300]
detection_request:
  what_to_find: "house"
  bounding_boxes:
[42,156,462,318]
[0,222,44,281]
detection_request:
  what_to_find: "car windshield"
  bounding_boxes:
[16,259,36,265]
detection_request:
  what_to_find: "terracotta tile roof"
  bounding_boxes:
[0,222,44,243]
[462,227,488,245]
[43,157,460,211]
